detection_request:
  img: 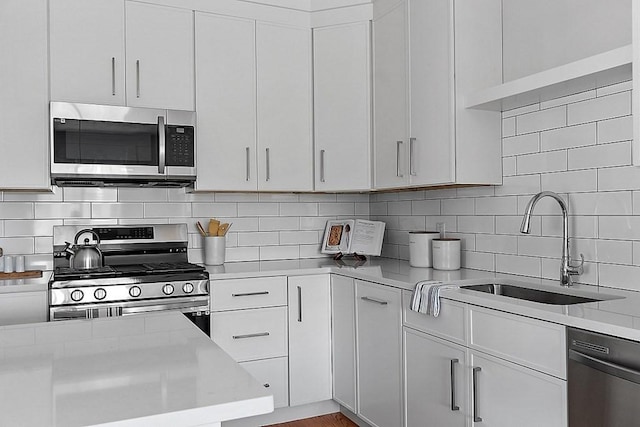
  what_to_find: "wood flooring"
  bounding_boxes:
[265,412,358,427]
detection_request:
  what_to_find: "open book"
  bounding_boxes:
[321,219,386,256]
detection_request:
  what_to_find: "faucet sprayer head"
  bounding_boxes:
[520,215,532,234]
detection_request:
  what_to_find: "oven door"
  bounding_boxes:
[50,296,210,336]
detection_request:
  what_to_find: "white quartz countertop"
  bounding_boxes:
[0,312,273,427]
[206,257,640,342]
[0,271,50,293]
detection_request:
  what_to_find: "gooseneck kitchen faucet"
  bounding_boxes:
[520,191,584,287]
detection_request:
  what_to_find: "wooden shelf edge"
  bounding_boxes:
[465,44,633,111]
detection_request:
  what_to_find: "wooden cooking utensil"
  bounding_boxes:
[218,223,231,236]
[196,221,208,237]
[208,219,220,236]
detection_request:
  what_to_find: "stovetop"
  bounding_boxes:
[52,262,206,281]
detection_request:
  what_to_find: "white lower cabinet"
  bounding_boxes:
[404,328,467,427]
[240,357,289,409]
[331,275,357,413]
[356,280,403,427]
[470,351,567,427]
[0,292,47,326]
[287,275,332,406]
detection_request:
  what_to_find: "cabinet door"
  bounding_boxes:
[49,0,125,105]
[356,280,402,427]
[256,23,313,191]
[408,0,455,186]
[0,0,49,190]
[373,1,409,189]
[314,22,371,192]
[125,2,194,110]
[194,13,257,191]
[404,328,467,427]
[288,275,332,406]
[470,351,567,427]
[331,275,357,412]
[240,357,289,409]
[0,292,47,326]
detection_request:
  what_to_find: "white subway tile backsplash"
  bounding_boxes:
[280,203,318,217]
[226,246,260,262]
[92,203,143,219]
[237,202,279,217]
[191,203,238,218]
[502,117,516,137]
[0,237,34,255]
[457,216,494,234]
[502,103,539,119]
[411,199,441,215]
[462,251,495,271]
[3,188,61,202]
[387,201,411,216]
[476,234,517,255]
[599,263,640,290]
[118,188,168,202]
[539,90,595,110]
[502,133,540,156]
[517,150,567,175]
[568,141,631,170]
[517,193,568,215]
[596,80,632,97]
[598,166,640,191]
[567,91,631,125]
[35,203,90,219]
[494,175,541,197]
[279,231,319,245]
[300,216,332,231]
[143,203,191,218]
[0,203,34,220]
[570,191,632,216]
[398,216,427,231]
[518,235,562,258]
[4,220,62,237]
[597,115,633,144]
[213,193,258,203]
[542,216,598,239]
[503,157,516,177]
[541,169,597,193]
[496,215,540,236]
[540,123,596,151]
[34,236,53,253]
[596,239,633,264]
[299,194,338,202]
[516,106,566,134]
[259,193,298,202]
[237,232,279,247]
[495,254,541,277]
[319,202,355,216]
[64,188,117,202]
[475,196,518,215]
[442,198,474,215]
[599,215,640,240]
[259,217,299,231]
[260,245,299,261]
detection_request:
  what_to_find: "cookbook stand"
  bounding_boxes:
[333,252,367,262]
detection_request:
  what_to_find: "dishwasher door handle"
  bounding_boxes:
[569,349,640,385]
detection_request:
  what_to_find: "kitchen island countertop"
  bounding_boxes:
[0,311,273,427]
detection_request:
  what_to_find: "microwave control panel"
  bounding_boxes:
[166,125,195,167]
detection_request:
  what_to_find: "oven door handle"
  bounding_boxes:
[569,349,640,385]
[121,299,209,315]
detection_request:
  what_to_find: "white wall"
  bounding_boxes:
[0,189,369,270]
[372,80,636,291]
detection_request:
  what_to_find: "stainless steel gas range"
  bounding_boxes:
[48,224,210,335]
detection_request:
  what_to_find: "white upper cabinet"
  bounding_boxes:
[256,22,314,192]
[373,0,502,190]
[49,0,126,105]
[313,22,372,192]
[125,2,194,111]
[194,13,257,192]
[50,0,194,110]
[373,1,409,189]
[0,0,49,190]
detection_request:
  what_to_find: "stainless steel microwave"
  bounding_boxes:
[50,102,196,187]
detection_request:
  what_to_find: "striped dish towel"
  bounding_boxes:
[410,281,459,317]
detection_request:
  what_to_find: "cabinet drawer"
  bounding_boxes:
[469,305,566,379]
[402,290,466,345]
[240,357,289,409]
[211,276,287,311]
[211,306,288,362]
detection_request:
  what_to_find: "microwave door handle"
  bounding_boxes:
[158,116,166,174]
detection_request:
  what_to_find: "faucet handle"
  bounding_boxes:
[569,254,584,275]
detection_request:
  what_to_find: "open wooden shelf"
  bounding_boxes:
[466,45,632,112]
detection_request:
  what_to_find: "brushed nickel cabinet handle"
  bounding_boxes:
[473,366,482,422]
[450,359,460,411]
[232,291,269,297]
[396,141,403,177]
[265,148,270,182]
[111,57,116,96]
[320,149,326,183]
[409,137,416,176]
[297,285,302,322]
[232,332,270,340]
[246,147,251,181]
[361,296,388,305]
[136,59,141,98]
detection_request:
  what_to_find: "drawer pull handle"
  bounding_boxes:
[473,366,482,422]
[232,332,270,340]
[232,291,269,297]
[450,358,460,411]
[361,296,388,305]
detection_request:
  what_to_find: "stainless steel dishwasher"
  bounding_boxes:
[568,328,640,426]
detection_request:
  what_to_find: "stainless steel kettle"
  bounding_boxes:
[64,229,103,270]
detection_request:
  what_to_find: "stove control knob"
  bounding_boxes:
[71,290,84,302]
[94,288,107,300]
[182,282,194,294]
[129,286,142,298]
[162,284,175,295]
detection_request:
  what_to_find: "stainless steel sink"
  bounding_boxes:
[461,283,601,305]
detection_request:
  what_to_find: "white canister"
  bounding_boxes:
[409,231,440,267]
[3,255,14,274]
[203,236,226,266]
[14,255,25,273]
[432,238,461,271]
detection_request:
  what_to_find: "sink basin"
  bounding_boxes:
[461,283,601,305]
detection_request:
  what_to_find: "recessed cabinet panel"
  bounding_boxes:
[0,0,49,190]
[256,23,313,191]
[195,13,257,191]
[331,275,357,412]
[125,2,194,110]
[49,0,126,105]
